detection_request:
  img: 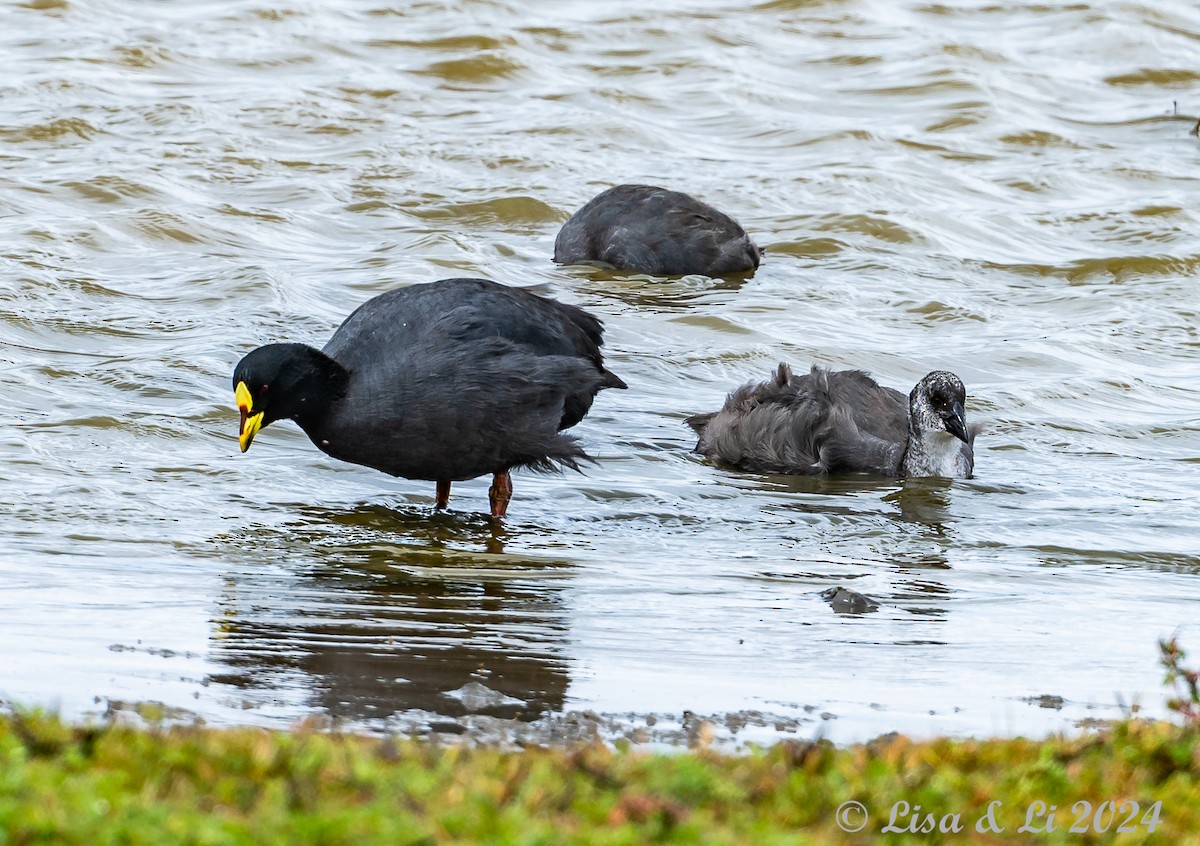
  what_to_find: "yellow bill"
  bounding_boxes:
[235,381,263,453]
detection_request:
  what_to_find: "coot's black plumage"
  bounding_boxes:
[233,278,626,517]
[554,184,761,278]
[687,364,978,479]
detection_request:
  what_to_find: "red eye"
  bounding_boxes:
[262,384,269,393]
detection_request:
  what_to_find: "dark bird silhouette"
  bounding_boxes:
[687,364,978,479]
[232,278,626,517]
[554,184,761,277]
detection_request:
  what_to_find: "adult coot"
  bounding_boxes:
[687,364,978,478]
[233,278,627,517]
[554,184,761,277]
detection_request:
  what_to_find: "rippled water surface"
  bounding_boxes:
[3,0,1199,745]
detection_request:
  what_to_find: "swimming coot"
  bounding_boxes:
[233,278,627,517]
[554,184,761,277]
[687,364,977,478]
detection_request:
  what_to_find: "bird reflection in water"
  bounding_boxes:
[746,474,958,622]
[886,477,955,531]
[887,479,956,620]
[558,262,755,313]
[208,505,573,726]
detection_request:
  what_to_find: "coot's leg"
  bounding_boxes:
[435,480,451,509]
[488,471,513,518]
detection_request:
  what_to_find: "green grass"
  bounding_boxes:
[0,711,1197,845]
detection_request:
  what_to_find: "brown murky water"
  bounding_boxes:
[2,0,1199,745]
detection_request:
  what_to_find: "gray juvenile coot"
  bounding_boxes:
[554,184,761,278]
[686,364,978,479]
[233,277,627,518]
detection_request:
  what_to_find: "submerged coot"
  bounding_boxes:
[687,364,978,479]
[233,278,627,517]
[554,184,761,278]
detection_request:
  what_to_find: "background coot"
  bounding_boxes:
[554,184,761,277]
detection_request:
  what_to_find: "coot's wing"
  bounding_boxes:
[431,280,609,367]
[325,278,622,385]
[794,367,907,443]
[423,279,626,427]
[808,408,906,475]
[324,336,605,482]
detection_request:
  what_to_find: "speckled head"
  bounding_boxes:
[908,370,969,442]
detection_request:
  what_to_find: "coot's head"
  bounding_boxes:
[232,343,345,452]
[909,371,969,443]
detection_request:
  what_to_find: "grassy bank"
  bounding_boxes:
[0,712,1196,845]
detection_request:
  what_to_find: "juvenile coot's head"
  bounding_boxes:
[908,371,969,443]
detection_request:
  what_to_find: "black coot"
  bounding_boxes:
[554,184,761,277]
[687,364,978,479]
[233,278,627,517]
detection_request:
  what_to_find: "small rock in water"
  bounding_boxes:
[427,720,467,735]
[1027,694,1065,710]
[444,681,527,712]
[820,587,881,615]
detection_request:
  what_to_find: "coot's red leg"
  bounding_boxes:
[488,471,513,519]
[435,480,451,509]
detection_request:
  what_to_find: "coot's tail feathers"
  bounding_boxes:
[601,369,628,390]
[686,363,792,440]
[685,412,714,435]
[511,434,595,475]
[813,408,903,476]
[685,362,843,474]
